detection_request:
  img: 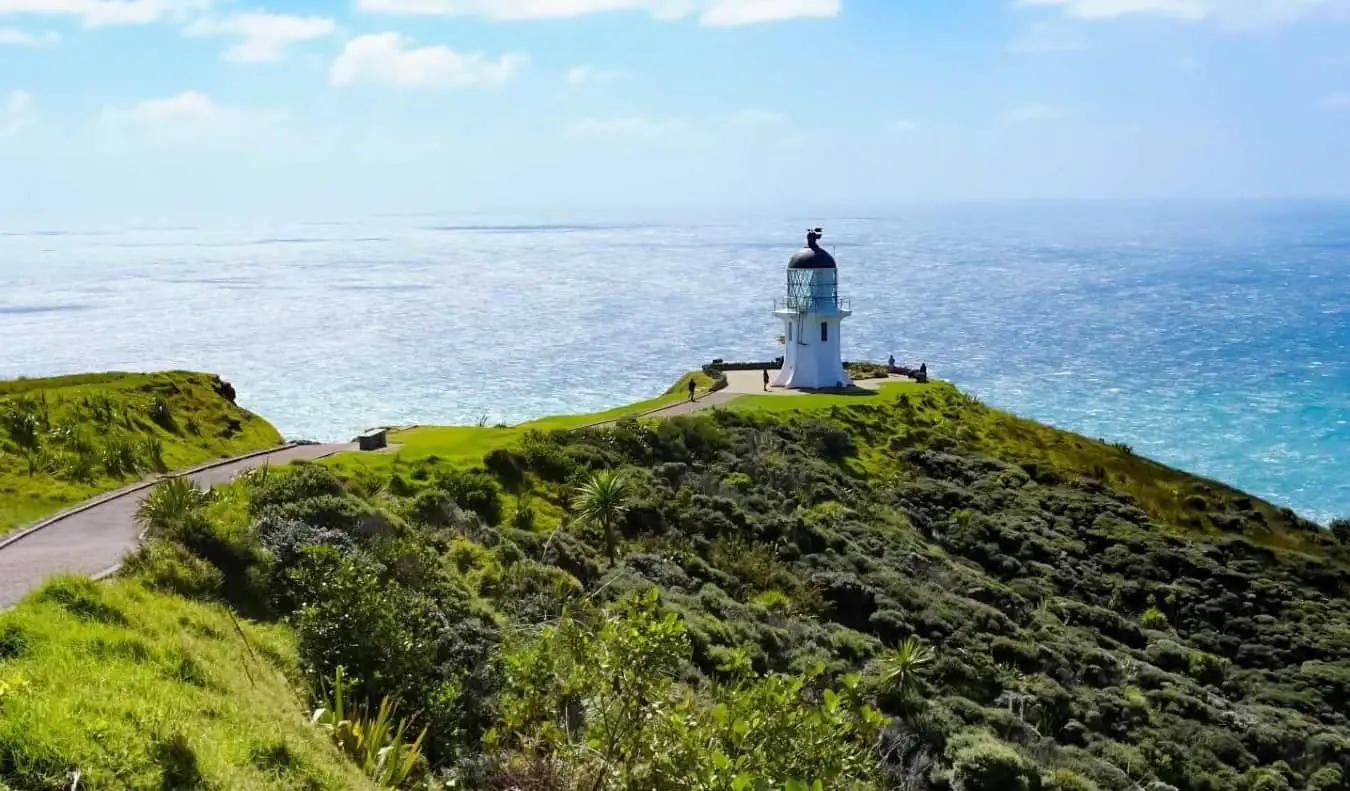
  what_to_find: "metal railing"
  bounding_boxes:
[772,296,852,313]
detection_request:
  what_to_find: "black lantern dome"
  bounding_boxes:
[788,228,836,269]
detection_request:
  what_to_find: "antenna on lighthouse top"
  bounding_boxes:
[806,227,824,249]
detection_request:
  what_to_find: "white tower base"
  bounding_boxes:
[773,307,853,390]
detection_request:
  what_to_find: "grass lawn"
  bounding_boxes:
[724,380,933,415]
[0,372,283,537]
[326,370,717,477]
[0,576,373,791]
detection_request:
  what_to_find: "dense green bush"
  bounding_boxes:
[125,396,1350,790]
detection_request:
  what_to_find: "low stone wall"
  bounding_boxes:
[708,358,784,372]
[701,363,730,393]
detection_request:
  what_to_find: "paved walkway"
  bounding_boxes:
[722,368,914,395]
[0,442,353,610]
[581,390,740,429]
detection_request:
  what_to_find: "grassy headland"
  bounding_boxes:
[1,370,1347,790]
[0,371,282,536]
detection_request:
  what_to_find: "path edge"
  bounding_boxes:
[89,443,353,582]
[0,442,300,554]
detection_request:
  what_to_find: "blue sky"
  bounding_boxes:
[1,0,1349,221]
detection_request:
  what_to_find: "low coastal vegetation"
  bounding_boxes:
[1,371,1348,790]
[0,372,282,536]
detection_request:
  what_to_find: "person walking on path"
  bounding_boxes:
[688,378,697,402]
[762,369,770,391]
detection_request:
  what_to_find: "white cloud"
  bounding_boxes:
[1,89,34,138]
[892,119,919,132]
[1325,92,1350,109]
[0,26,60,44]
[700,0,838,25]
[563,115,693,139]
[100,91,283,139]
[330,33,526,87]
[124,90,224,124]
[1008,21,1085,52]
[0,0,206,27]
[7,89,31,113]
[1014,0,1350,27]
[566,65,623,84]
[729,108,784,127]
[1002,103,1071,123]
[356,0,840,26]
[183,12,335,63]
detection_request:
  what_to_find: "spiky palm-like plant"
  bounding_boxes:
[574,469,632,563]
[311,667,428,789]
[134,476,211,534]
[877,636,936,701]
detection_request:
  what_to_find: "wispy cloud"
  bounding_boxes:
[183,12,336,63]
[0,0,207,27]
[566,65,623,84]
[1324,92,1350,110]
[563,115,694,139]
[1,89,33,138]
[0,27,60,45]
[1002,103,1071,124]
[891,119,919,132]
[97,90,287,147]
[330,33,527,88]
[729,108,785,127]
[106,90,276,127]
[1007,21,1085,53]
[1015,0,1350,28]
[356,0,840,26]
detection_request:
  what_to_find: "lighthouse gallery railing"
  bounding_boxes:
[772,296,852,313]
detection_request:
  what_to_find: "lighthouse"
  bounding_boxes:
[772,228,853,390]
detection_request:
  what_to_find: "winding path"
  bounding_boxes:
[0,442,353,610]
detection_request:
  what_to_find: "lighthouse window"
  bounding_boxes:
[820,322,828,342]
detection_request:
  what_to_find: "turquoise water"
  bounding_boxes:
[1,201,1346,523]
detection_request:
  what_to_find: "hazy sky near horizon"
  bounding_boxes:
[2,0,1349,222]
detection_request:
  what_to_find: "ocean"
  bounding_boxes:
[1,200,1347,524]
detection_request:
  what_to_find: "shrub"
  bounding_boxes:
[122,540,225,600]
[407,487,453,525]
[101,435,141,477]
[0,624,29,661]
[1043,768,1102,791]
[944,729,1036,791]
[1329,518,1350,546]
[1308,766,1344,791]
[484,448,528,491]
[264,495,383,538]
[249,463,346,514]
[1140,606,1169,630]
[1187,650,1228,686]
[148,396,175,431]
[436,469,503,526]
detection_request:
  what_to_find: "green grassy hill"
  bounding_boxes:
[0,575,374,790]
[2,372,1347,791]
[0,372,283,536]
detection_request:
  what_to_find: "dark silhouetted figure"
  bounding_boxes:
[918,362,928,383]
[888,354,896,369]
[762,369,770,391]
[688,378,696,402]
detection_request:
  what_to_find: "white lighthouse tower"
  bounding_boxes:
[772,228,853,390]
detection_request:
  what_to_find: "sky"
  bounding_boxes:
[1,0,1349,222]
